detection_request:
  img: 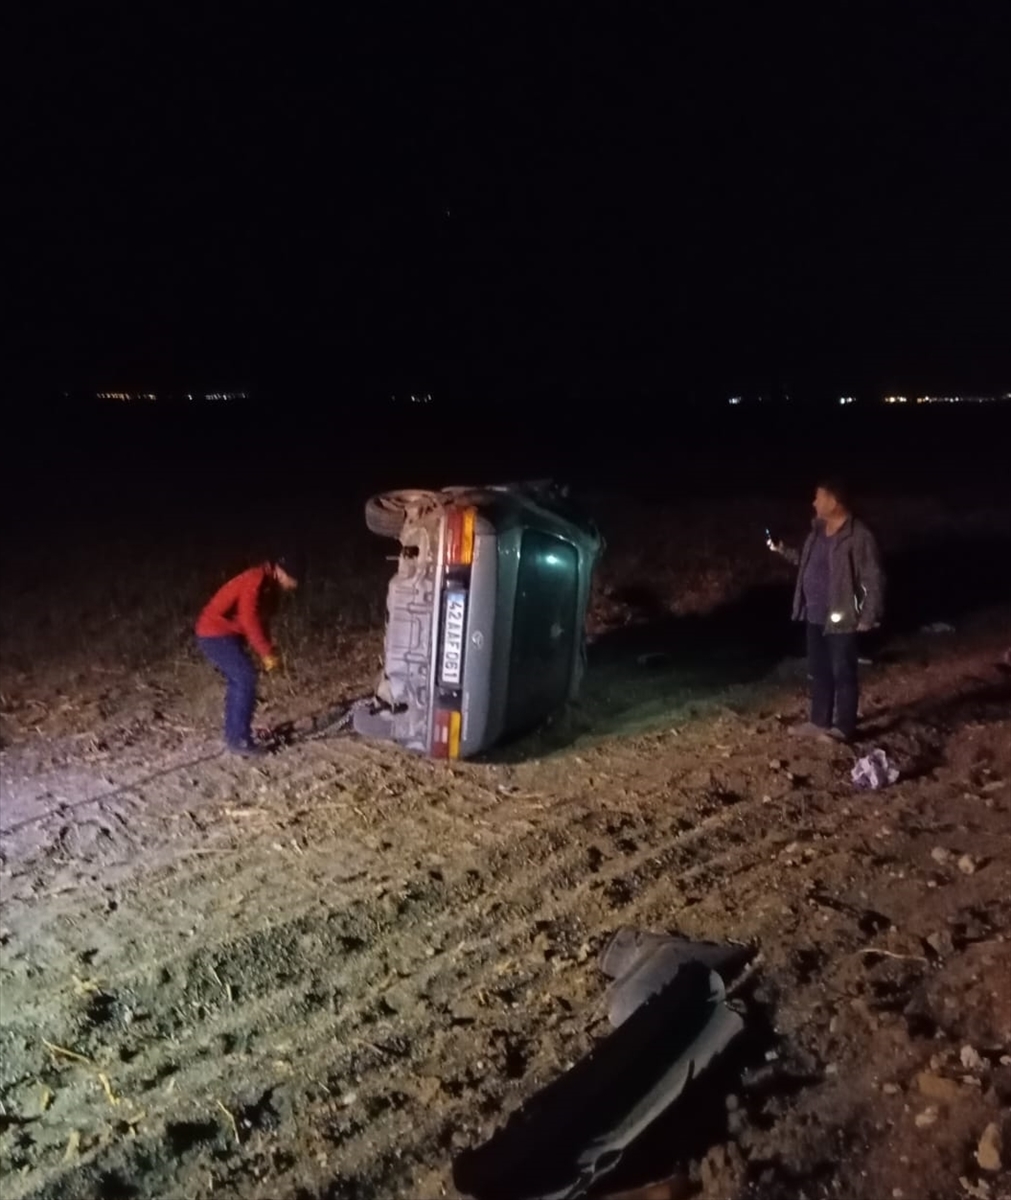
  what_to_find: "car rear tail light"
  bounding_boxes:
[432,706,462,759]
[444,506,476,567]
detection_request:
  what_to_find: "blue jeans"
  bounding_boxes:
[197,635,258,747]
[806,622,859,737]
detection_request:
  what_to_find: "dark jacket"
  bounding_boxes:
[785,516,885,633]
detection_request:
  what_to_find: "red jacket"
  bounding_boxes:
[195,565,275,659]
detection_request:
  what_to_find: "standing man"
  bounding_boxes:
[195,552,305,755]
[770,481,884,743]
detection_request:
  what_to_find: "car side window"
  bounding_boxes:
[504,531,579,736]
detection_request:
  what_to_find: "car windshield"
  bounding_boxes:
[503,530,579,738]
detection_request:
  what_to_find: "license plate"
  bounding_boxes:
[440,591,466,685]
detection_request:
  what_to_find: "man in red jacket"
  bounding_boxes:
[195,551,305,755]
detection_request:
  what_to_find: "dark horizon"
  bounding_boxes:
[12,380,1011,412]
[8,5,1011,400]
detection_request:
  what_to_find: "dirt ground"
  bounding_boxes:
[1,493,1010,1200]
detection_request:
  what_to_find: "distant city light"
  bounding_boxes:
[96,391,247,401]
[883,393,1006,405]
[914,394,1000,404]
[89,388,1006,410]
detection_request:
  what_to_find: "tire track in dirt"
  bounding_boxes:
[6,633,1008,1198]
[2,747,845,1199]
[281,794,828,1192]
[2,812,998,1200]
[138,838,810,1190]
[263,758,989,1196]
[4,757,800,1198]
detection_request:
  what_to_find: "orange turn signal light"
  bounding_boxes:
[445,506,476,566]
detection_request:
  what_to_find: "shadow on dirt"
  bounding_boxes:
[495,532,1011,763]
[446,972,784,1200]
[587,983,784,1197]
[590,581,796,680]
[486,582,797,763]
[865,676,1011,739]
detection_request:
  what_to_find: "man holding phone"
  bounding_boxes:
[769,480,884,743]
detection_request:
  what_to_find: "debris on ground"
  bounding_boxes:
[452,959,747,1200]
[598,927,756,1027]
[976,1121,1003,1172]
[961,1045,986,1072]
[852,748,901,790]
[916,1071,962,1102]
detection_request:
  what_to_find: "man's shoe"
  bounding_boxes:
[827,727,853,743]
[227,739,268,758]
[788,721,830,738]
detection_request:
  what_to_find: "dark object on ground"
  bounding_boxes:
[451,960,744,1200]
[257,696,374,750]
[355,481,603,759]
[599,927,757,1027]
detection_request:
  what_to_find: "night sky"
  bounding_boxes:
[8,4,1011,400]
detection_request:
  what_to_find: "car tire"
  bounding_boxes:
[364,490,439,539]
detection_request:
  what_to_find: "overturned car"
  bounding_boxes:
[353,481,603,759]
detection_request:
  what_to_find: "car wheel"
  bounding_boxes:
[364,490,439,538]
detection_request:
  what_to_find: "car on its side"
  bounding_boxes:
[353,481,603,758]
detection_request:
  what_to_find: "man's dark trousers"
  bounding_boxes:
[197,634,257,747]
[806,622,859,737]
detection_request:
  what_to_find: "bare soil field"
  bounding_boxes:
[1,490,1010,1200]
